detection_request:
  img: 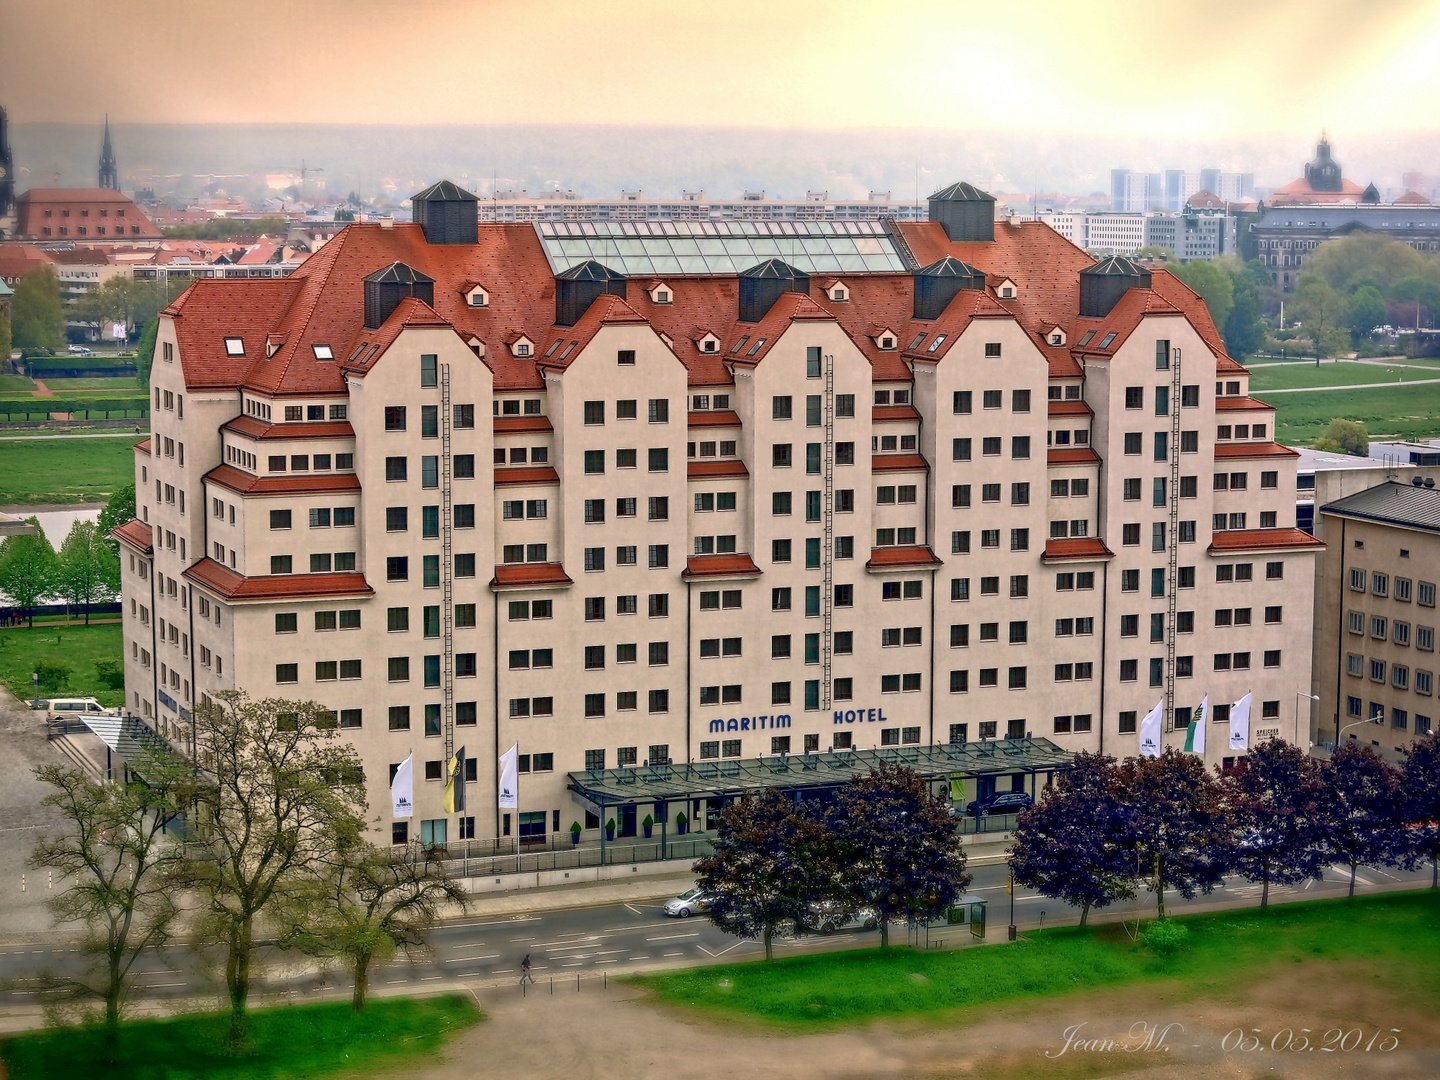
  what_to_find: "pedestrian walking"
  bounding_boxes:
[519,953,534,986]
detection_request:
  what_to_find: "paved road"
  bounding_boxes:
[1256,377,1440,394]
[0,861,1430,1006]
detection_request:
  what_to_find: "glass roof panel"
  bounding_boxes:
[678,256,710,273]
[651,256,684,274]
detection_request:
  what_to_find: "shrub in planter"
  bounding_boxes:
[642,813,655,839]
[605,819,616,841]
[675,811,688,835]
[570,821,582,845]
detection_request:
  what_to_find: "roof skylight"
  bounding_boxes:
[224,337,245,357]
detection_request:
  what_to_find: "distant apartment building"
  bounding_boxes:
[113,179,1319,848]
[1113,169,1253,214]
[1038,207,1232,261]
[473,189,928,224]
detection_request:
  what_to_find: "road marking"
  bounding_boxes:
[387,979,408,984]
[138,982,186,989]
[420,976,444,981]
[595,959,620,965]
[445,916,542,928]
[628,955,648,961]
[562,961,583,967]
[624,904,644,916]
[696,940,748,958]
[601,921,674,933]
[508,936,537,943]
[663,951,684,957]
[444,954,498,964]
[646,932,699,942]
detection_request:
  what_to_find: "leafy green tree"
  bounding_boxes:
[56,520,118,625]
[334,208,355,222]
[1009,751,1133,926]
[826,764,970,948]
[1114,749,1230,919]
[1390,275,1440,328]
[1291,273,1351,358]
[1400,733,1440,888]
[1223,740,1329,907]
[1224,272,1265,357]
[11,266,65,353]
[1319,742,1408,897]
[1305,232,1426,292]
[695,788,829,960]
[285,837,466,1010]
[179,692,366,1049]
[1346,285,1387,339]
[0,309,12,367]
[1171,259,1233,335]
[95,483,136,558]
[0,517,58,625]
[134,317,159,388]
[30,747,199,1063]
[1313,417,1370,455]
[161,215,287,241]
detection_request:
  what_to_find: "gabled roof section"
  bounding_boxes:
[725,292,833,365]
[929,181,992,202]
[412,179,479,203]
[365,261,434,286]
[111,519,153,555]
[556,259,624,282]
[739,258,807,280]
[1321,480,1440,532]
[184,558,374,602]
[164,278,305,391]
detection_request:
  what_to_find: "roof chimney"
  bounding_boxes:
[927,182,996,242]
[363,262,435,329]
[411,180,479,244]
[1078,256,1151,319]
[738,259,809,323]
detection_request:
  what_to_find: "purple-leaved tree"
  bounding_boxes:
[1224,739,1329,908]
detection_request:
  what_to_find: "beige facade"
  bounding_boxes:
[1313,476,1440,757]
[113,184,1322,847]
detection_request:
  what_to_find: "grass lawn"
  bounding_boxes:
[0,434,136,504]
[0,624,124,707]
[41,377,144,391]
[1256,382,1440,445]
[632,890,1440,1029]
[1248,359,1440,392]
[0,994,481,1080]
[0,375,37,393]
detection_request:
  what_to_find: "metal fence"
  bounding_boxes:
[438,837,715,879]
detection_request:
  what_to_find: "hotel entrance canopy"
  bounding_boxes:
[567,736,1074,810]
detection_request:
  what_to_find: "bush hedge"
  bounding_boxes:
[0,396,149,420]
[23,355,137,375]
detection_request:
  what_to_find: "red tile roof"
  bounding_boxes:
[1047,447,1102,466]
[872,405,922,423]
[110,519,153,555]
[1043,538,1115,562]
[494,415,554,435]
[683,553,763,579]
[222,417,355,440]
[688,410,742,428]
[133,437,151,455]
[183,558,374,601]
[1208,528,1324,553]
[865,545,942,570]
[494,466,559,486]
[489,562,574,589]
[1047,399,1092,416]
[872,453,929,473]
[1213,442,1298,459]
[688,460,749,480]
[203,464,361,496]
[14,188,163,240]
[1216,396,1275,412]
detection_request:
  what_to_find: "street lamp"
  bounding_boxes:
[1294,691,1319,747]
[1337,710,1385,745]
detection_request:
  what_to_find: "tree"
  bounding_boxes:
[1223,272,1265,357]
[1389,275,1440,329]
[1305,232,1426,293]
[1009,752,1134,927]
[1319,741,1407,897]
[95,482,136,559]
[0,309,12,367]
[826,765,970,948]
[1313,417,1370,456]
[1171,259,1233,337]
[11,266,65,353]
[0,517,59,625]
[694,789,829,960]
[1346,285,1387,340]
[30,746,198,1063]
[134,316,159,389]
[1224,740,1328,907]
[56,520,118,625]
[1400,733,1440,888]
[1114,750,1230,919]
[179,692,366,1048]
[1291,273,1351,359]
[285,837,466,1010]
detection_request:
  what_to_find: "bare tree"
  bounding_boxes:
[29,747,197,1063]
[284,837,467,1010]
[180,692,365,1048]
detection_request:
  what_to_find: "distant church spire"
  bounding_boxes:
[98,115,119,190]
[0,104,16,236]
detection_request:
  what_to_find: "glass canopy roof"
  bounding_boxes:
[535,219,909,277]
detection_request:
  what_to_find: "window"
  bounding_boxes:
[954,390,972,414]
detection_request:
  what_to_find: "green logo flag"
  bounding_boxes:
[1184,696,1208,754]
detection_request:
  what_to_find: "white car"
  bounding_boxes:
[42,697,113,722]
[663,888,711,918]
[809,902,879,934]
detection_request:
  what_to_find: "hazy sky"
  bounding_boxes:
[3,0,1439,139]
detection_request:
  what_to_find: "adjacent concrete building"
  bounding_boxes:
[113,179,1321,847]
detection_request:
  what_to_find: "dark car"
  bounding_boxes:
[963,791,1034,817]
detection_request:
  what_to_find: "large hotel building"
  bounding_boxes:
[113,179,1321,846]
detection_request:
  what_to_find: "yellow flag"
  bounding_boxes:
[443,747,465,814]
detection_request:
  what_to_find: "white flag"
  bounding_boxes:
[1230,692,1252,752]
[1138,699,1165,757]
[1185,696,1208,754]
[391,753,414,819]
[498,742,519,809]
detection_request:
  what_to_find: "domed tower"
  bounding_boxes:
[1304,134,1343,193]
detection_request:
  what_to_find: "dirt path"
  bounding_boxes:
[29,380,52,398]
[395,956,1440,1080]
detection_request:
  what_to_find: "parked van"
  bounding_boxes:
[43,698,111,722]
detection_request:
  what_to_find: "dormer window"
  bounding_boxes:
[997,279,1017,299]
[876,333,896,350]
[695,332,720,354]
[224,337,245,357]
[515,343,531,357]
[313,344,334,360]
[1047,327,1066,347]
[649,283,673,304]
[830,284,848,302]
[465,285,489,307]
